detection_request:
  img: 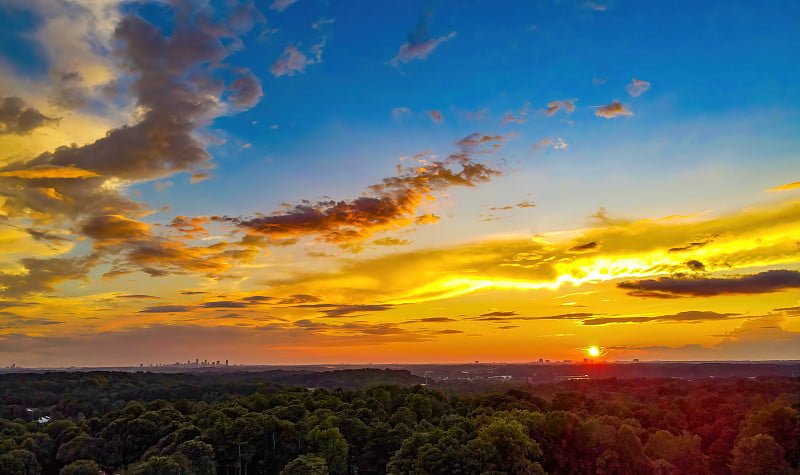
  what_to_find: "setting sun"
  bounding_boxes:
[588,346,601,357]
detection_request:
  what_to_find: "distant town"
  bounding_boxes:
[3,360,799,383]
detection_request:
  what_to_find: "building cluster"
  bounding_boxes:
[169,359,230,367]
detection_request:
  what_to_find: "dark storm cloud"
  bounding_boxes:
[618,270,800,297]
[0,97,57,135]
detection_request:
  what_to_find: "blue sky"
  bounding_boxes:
[0,0,799,365]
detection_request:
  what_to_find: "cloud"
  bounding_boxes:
[390,12,455,66]
[270,40,325,77]
[531,139,553,152]
[139,305,194,313]
[200,301,250,308]
[581,310,740,326]
[372,237,410,246]
[532,138,567,152]
[80,215,149,242]
[595,101,632,118]
[0,97,57,135]
[228,75,263,108]
[262,200,800,305]
[0,165,100,179]
[480,311,518,317]
[766,181,800,192]
[319,304,394,318]
[667,234,717,253]
[214,134,504,244]
[501,103,530,124]
[280,294,322,304]
[686,260,706,272]
[0,1,262,228]
[270,0,299,12]
[167,216,211,239]
[626,78,651,97]
[409,317,458,323]
[428,110,444,122]
[0,314,64,330]
[270,46,310,77]
[568,241,600,253]
[0,255,96,297]
[392,107,412,121]
[0,301,37,310]
[545,100,575,116]
[618,270,800,298]
[117,294,161,299]
[241,295,274,302]
[312,18,335,29]
[455,133,508,148]
[608,316,800,361]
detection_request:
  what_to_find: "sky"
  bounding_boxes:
[0,0,799,367]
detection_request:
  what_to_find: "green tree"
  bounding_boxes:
[59,459,100,475]
[730,434,788,475]
[0,449,41,475]
[125,455,191,475]
[308,427,348,475]
[470,415,544,474]
[644,430,709,474]
[281,454,329,475]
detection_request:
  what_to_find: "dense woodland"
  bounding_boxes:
[0,370,798,474]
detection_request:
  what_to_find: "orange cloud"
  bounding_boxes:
[766,181,800,192]
[0,166,100,179]
[80,215,150,242]
[215,135,504,243]
[545,100,576,116]
[595,101,632,118]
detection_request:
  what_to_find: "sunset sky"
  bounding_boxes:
[1,0,799,367]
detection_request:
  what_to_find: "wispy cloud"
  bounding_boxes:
[391,12,455,66]
[626,78,651,97]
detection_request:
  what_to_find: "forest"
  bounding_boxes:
[0,370,797,474]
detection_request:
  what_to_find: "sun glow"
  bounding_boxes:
[588,346,601,357]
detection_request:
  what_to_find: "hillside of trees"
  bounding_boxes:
[0,371,798,474]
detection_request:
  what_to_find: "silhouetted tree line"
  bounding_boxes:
[0,371,798,474]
